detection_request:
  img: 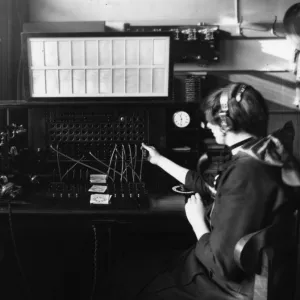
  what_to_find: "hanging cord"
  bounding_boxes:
[134,145,137,173]
[139,148,145,182]
[122,145,128,181]
[113,154,117,181]
[90,224,98,300]
[127,144,140,182]
[61,156,85,181]
[8,200,32,300]
[128,144,135,182]
[114,148,141,181]
[107,144,117,177]
[89,152,123,182]
[120,146,124,182]
[56,145,62,182]
[50,145,112,180]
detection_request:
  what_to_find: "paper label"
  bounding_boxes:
[90,194,112,205]
[88,185,107,193]
[90,174,107,183]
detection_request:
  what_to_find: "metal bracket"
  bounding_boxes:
[238,16,244,36]
[270,16,278,37]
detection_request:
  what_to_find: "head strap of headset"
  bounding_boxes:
[219,84,247,129]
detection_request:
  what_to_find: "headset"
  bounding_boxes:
[219,83,247,132]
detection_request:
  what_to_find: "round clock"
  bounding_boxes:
[172,111,191,128]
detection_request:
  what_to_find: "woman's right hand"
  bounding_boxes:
[141,143,162,166]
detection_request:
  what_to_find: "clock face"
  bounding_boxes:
[173,111,191,128]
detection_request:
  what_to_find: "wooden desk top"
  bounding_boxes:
[0,192,191,234]
[0,192,186,217]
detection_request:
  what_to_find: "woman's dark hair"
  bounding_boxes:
[201,83,269,137]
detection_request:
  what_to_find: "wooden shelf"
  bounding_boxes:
[169,127,199,131]
[0,99,176,108]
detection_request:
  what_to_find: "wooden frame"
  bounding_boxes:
[21,32,174,102]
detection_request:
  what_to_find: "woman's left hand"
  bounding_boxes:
[185,193,209,239]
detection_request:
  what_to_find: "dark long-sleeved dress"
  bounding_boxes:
[137,151,290,300]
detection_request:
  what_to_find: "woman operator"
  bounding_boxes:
[138,83,291,300]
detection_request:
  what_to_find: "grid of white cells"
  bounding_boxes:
[27,36,170,98]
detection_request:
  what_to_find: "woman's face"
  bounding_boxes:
[206,122,226,145]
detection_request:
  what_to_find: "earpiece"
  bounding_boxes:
[219,89,230,132]
[235,84,247,102]
[218,83,247,132]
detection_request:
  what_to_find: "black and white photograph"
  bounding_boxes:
[0,1,300,299]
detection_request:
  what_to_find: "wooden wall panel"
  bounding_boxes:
[0,0,28,100]
[0,0,9,100]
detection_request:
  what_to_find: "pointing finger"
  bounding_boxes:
[141,143,150,151]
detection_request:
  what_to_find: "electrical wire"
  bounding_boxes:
[88,152,122,182]
[139,149,144,182]
[56,145,62,182]
[128,144,135,182]
[107,144,117,176]
[121,163,141,182]
[134,145,137,171]
[50,145,105,176]
[115,148,141,181]
[113,154,117,181]
[120,147,124,182]
[239,16,284,37]
[89,151,122,177]
[122,145,128,181]
[8,200,32,300]
[61,156,84,181]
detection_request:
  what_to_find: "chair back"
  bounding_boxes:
[234,206,299,300]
